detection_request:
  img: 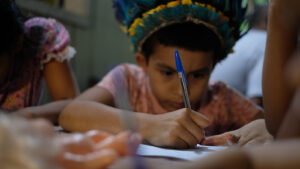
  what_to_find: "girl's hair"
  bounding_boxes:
[142,22,222,65]
[0,0,41,106]
[0,0,24,55]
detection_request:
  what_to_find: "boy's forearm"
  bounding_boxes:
[59,100,144,134]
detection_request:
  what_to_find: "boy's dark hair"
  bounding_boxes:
[141,22,223,65]
[0,0,24,55]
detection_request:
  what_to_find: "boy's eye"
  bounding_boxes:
[160,70,174,76]
[192,72,205,78]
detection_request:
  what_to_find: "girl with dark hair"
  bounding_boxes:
[0,0,79,122]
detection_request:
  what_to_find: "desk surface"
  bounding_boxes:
[109,157,189,169]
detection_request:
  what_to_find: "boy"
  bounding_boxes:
[59,0,264,148]
[112,1,300,168]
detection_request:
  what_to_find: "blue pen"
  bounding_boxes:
[175,49,191,109]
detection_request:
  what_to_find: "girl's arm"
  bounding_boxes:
[17,60,79,123]
[16,99,72,124]
[44,60,79,100]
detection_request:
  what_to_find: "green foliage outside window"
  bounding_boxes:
[255,0,269,5]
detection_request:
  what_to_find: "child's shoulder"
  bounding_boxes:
[114,63,144,75]
[119,63,141,69]
[25,17,64,31]
[208,80,229,93]
[208,80,256,105]
[24,17,64,36]
[207,80,246,99]
[103,63,146,83]
[24,17,73,67]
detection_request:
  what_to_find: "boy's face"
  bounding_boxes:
[136,44,214,112]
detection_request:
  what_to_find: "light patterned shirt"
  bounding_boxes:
[0,17,75,110]
[98,64,261,136]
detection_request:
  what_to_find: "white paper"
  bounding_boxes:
[136,144,226,161]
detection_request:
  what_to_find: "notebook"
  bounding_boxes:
[137,144,226,161]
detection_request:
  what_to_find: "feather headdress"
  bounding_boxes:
[113,0,249,59]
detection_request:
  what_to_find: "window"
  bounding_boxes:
[16,0,90,28]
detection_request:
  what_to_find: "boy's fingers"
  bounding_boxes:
[180,117,205,142]
[201,133,240,146]
[176,126,198,148]
[189,110,210,128]
[174,137,189,149]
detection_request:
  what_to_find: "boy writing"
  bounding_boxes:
[59,0,265,148]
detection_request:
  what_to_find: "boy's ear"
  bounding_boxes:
[135,53,148,72]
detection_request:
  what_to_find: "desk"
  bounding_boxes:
[109,157,189,169]
[109,144,226,169]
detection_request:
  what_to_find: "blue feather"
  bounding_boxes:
[112,0,249,58]
[113,0,138,27]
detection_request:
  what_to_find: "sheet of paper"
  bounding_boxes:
[136,144,226,161]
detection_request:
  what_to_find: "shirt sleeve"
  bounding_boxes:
[225,84,262,128]
[97,64,131,109]
[25,17,76,69]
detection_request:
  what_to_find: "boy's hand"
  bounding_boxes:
[137,108,210,149]
[202,119,273,146]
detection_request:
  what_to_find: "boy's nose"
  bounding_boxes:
[174,81,183,97]
[174,79,191,100]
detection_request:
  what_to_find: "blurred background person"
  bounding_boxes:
[211,4,269,107]
[0,0,79,123]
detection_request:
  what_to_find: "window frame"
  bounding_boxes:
[16,0,90,28]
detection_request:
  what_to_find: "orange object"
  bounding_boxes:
[56,131,142,169]
[85,130,112,144]
[95,131,131,156]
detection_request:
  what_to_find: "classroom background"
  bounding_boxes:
[15,0,268,103]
